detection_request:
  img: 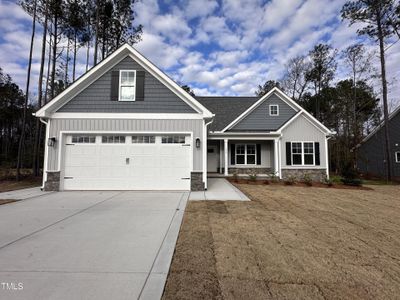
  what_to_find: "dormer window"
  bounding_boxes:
[119,70,136,101]
[269,104,279,116]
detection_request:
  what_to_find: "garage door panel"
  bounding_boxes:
[63,135,191,191]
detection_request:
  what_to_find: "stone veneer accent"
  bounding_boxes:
[281,169,326,182]
[44,171,60,191]
[191,172,204,191]
[228,167,272,175]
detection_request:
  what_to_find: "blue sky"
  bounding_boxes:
[0,0,399,108]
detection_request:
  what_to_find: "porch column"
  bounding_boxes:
[274,139,279,177]
[224,139,228,176]
[219,140,223,174]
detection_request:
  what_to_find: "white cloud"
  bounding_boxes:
[0,0,398,106]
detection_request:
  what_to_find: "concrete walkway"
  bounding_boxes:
[0,191,188,300]
[190,178,250,201]
[0,187,51,200]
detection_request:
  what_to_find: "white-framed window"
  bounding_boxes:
[269,104,279,116]
[291,142,315,166]
[102,136,126,143]
[161,135,186,144]
[396,152,400,163]
[235,144,257,165]
[71,135,96,144]
[132,135,155,144]
[119,70,136,101]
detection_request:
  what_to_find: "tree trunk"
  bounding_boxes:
[86,40,90,71]
[17,0,37,181]
[50,14,58,99]
[73,30,77,82]
[377,18,392,181]
[32,0,48,176]
[65,38,70,85]
[94,0,99,65]
[44,35,52,105]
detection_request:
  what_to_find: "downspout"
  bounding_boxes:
[325,135,333,180]
[39,117,50,190]
[203,117,214,190]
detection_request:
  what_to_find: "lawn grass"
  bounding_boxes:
[163,184,400,300]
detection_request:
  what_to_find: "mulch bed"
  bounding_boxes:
[227,178,373,190]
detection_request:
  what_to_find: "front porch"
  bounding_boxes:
[206,134,281,178]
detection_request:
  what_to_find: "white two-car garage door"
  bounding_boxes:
[62,134,191,190]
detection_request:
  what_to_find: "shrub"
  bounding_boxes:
[323,177,333,187]
[302,173,312,186]
[341,178,363,186]
[284,175,296,185]
[232,171,239,182]
[341,162,362,186]
[248,172,257,181]
[269,172,278,183]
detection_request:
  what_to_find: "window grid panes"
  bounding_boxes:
[132,135,156,144]
[235,144,256,165]
[72,135,96,144]
[102,136,126,144]
[119,70,136,101]
[303,142,314,165]
[270,105,279,116]
[292,142,302,165]
[161,135,186,144]
[246,145,256,165]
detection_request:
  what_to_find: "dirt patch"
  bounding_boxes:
[163,185,400,300]
[0,177,41,193]
[0,199,19,205]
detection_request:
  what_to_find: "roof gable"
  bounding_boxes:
[229,93,297,131]
[220,88,334,134]
[35,44,213,118]
[57,56,196,113]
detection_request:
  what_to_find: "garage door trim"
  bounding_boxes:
[57,130,194,191]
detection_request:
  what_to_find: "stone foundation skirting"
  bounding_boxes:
[281,169,327,182]
[191,172,204,191]
[44,171,60,191]
[228,167,272,175]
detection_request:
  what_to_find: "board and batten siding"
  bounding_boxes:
[281,115,327,169]
[357,111,400,178]
[57,56,196,113]
[47,118,203,171]
[230,94,297,131]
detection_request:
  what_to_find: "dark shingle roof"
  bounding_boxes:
[195,96,259,131]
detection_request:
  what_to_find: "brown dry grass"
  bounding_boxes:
[0,177,41,193]
[163,184,400,300]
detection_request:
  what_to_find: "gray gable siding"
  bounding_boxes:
[230,94,297,131]
[357,111,400,178]
[57,56,196,113]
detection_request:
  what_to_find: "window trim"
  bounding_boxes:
[291,141,315,166]
[71,135,96,144]
[396,151,400,163]
[119,70,136,102]
[269,104,279,116]
[235,144,257,166]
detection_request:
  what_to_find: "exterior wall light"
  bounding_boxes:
[48,137,56,147]
[195,137,201,148]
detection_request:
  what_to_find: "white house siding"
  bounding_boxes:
[281,115,327,169]
[47,118,203,172]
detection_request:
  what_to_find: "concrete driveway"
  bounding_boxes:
[0,190,188,300]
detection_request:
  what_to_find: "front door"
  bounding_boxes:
[207,146,219,173]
